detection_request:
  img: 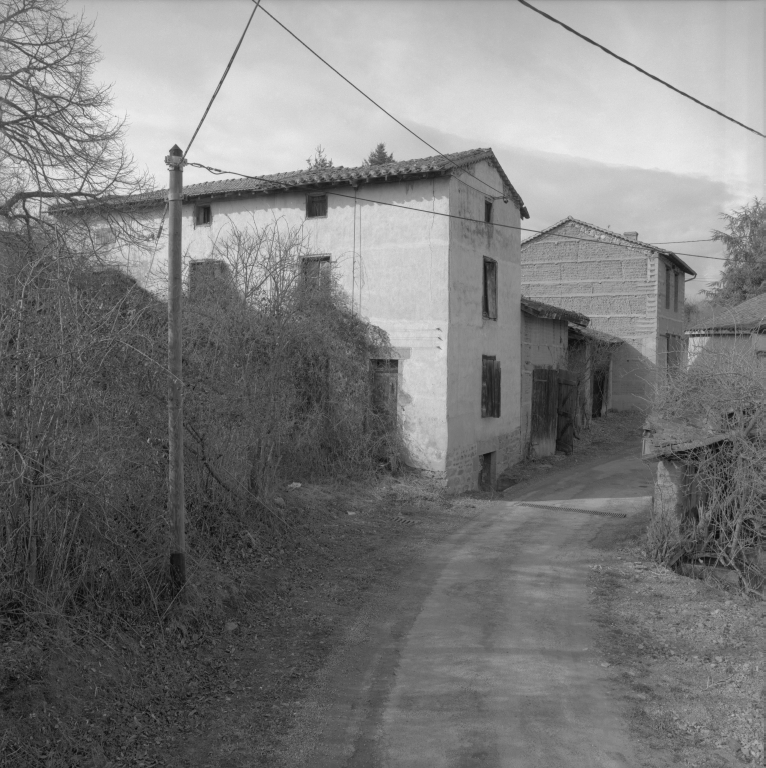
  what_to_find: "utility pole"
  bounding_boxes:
[166,145,186,590]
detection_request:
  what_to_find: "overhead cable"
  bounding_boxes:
[254,1,508,201]
[517,0,766,139]
[183,0,262,159]
[187,161,727,262]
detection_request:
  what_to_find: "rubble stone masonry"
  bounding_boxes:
[522,220,685,410]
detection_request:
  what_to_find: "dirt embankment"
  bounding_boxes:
[591,514,764,768]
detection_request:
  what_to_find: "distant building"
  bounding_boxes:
[73,149,529,492]
[686,292,766,367]
[521,216,695,410]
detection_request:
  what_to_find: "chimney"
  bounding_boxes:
[189,259,230,301]
[623,231,638,241]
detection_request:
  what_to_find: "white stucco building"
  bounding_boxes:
[98,148,529,493]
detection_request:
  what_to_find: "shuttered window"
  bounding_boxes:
[306,194,328,218]
[481,355,501,418]
[194,205,212,227]
[483,258,497,320]
[665,266,671,309]
[674,271,679,313]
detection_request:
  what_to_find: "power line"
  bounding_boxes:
[254,2,511,203]
[187,161,728,262]
[183,0,261,159]
[517,0,766,140]
[649,238,715,245]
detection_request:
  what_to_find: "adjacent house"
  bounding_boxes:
[519,297,622,459]
[521,217,696,410]
[686,292,766,368]
[79,148,529,493]
[520,297,588,457]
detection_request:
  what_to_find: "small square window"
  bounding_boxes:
[194,205,212,227]
[302,254,331,288]
[483,258,497,320]
[485,199,493,223]
[306,194,328,218]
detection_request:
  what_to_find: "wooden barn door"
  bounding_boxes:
[556,375,578,455]
[530,368,558,457]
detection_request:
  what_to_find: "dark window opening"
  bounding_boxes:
[673,271,679,313]
[485,199,493,223]
[194,205,212,227]
[302,254,331,288]
[482,257,497,320]
[306,194,328,218]
[665,265,671,310]
[481,355,501,418]
[479,452,495,491]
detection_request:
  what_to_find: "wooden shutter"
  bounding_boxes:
[483,259,497,320]
[481,356,493,417]
[493,360,501,416]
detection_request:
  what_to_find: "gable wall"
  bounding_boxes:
[522,221,666,410]
[446,160,522,491]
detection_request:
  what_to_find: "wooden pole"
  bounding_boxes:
[166,144,186,589]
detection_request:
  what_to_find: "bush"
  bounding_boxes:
[649,342,765,596]
[0,217,401,625]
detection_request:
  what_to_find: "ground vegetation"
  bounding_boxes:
[647,344,765,597]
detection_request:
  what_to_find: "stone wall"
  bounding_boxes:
[522,220,685,410]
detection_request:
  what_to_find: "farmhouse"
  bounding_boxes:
[80,148,529,492]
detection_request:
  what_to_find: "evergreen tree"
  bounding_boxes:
[306,145,333,170]
[705,198,766,306]
[363,143,394,166]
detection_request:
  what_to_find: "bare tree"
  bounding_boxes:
[0,0,149,229]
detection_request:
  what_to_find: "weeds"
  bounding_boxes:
[648,341,765,596]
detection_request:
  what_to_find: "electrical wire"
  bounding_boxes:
[517,0,766,139]
[649,238,715,244]
[254,1,511,202]
[186,160,728,262]
[183,0,261,159]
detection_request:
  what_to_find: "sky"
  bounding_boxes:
[72,0,766,298]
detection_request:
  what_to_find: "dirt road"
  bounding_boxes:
[280,453,663,767]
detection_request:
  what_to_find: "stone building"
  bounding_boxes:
[81,148,529,493]
[521,217,696,410]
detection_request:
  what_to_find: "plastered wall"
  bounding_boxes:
[445,161,522,492]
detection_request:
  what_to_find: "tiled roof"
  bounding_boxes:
[570,326,624,346]
[68,148,527,217]
[686,292,766,334]
[521,296,590,327]
[520,215,695,277]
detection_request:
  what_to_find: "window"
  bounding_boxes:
[481,355,501,418]
[306,194,328,218]
[665,266,671,309]
[194,205,212,227]
[484,199,493,223]
[301,254,331,288]
[673,271,679,313]
[94,227,116,247]
[482,257,497,320]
